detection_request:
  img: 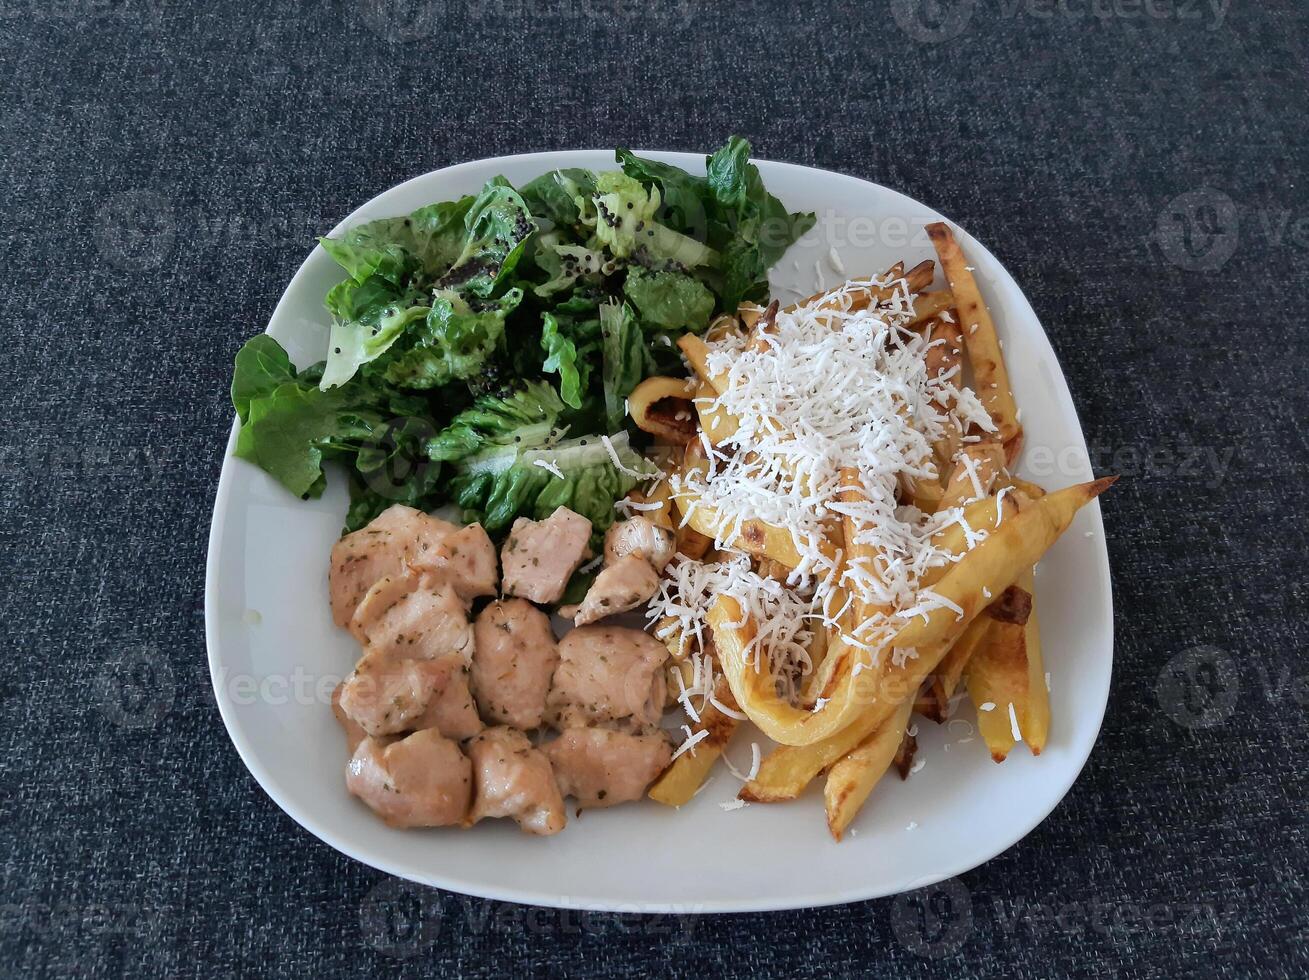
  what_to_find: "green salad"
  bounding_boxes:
[229,137,814,540]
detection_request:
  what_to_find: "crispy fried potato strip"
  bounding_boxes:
[890,478,1115,652]
[926,222,1021,446]
[649,679,743,806]
[936,441,1007,513]
[967,567,1049,760]
[823,697,915,841]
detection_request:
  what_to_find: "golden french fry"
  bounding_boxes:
[823,697,915,841]
[681,503,839,570]
[694,379,739,447]
[784,260,933,318]
[906,289,956,327]
[676,335,728,395]
[628,376,698,443]
[890,478,1115,652]
[967,568,1048,760]
[926,222,1021,444]
[643,479,675,532]
[649,680,743,806]
[711,596,874,747]
[936,442,1007,512]
[915,609,995,723]
[739,662,925,802]
[923,315,965,383]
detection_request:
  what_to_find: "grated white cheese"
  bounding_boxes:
[649,274,998,721]
[979,701,996,712]
[671,727,710,760]
[1008,702,1022,741]
[910,758,926,774]
[720,799,748,811]
[533,459,564,480]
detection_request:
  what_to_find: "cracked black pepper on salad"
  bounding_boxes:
[229,137,814,545]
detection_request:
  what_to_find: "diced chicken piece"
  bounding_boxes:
[544,728,673,810]
[350,572,472,664]
[604,517,675,572]
[338,652,456,737]
[547,625,669,731]
[329,505,456,626]
[470,599,560,730]
[410,662,483,740]
[331,680,370,754]
[413,523,498,606]
[571,554,660,626]
[466,727,566,835]
[346,729,472,828]
[501,507,592,604]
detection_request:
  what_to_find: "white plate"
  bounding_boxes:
[205,150,1112,913]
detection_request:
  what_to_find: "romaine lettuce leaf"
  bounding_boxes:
[440,178,537,298]
[592,172,718,270]
[377,288,522,389]
[449,431,653,538]
[424,380,566,463]
[520,168,597,229]
[599,300,648,432]
[623,267,715,332]
[540,312,590,410]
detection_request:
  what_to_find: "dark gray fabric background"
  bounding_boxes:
[2,0,1305,977]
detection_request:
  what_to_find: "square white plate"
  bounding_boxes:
[205,150,1112,912]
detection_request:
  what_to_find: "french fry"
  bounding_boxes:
[740,661,926,802]
[676,335,727,395]
[966,568,1049,760]
[889,478,1115,652]
[926,222,1021,445]
[681,501,840,570]
[915,609,995,723]
[711,596,875,747]
[823,698,915,841]
[694,379,739,447]
[643,479,676,532]
[649,679,743,806]
[746,299,780,352]
[936,441,1007,512]
[628,376,698,443]
[906,289,956,327]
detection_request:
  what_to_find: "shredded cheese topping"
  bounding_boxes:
[650,271,998,712]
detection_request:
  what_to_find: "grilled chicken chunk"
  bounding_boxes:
[413,522,498,606]
[338,652,456,737]
[570,554,660,626]
[329,505,456,626]
[331,681,371,754]
[349,572,472,664]
[547,625,669,731]
[501,507,592,604]
[346,729,472,828]
[603,517,675,572]
[471,599,560,730]
[544,728,673,810]
[466,727,566,835]
[410,662,483,740]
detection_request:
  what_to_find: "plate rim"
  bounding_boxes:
[205,148,1114,913]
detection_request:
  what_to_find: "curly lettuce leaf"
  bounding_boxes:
[540,313,587,410]
[321,304,430,390]
[320,198,474,282]
[623,267,715,332]
[424,380,566,463]
[377,288,522,390]
[703,137,817,310]
[592,172,718,271]
[232,335,296,422]
[599,300,650,432]
[615,148,709,238]
[440,178,537,298]
[520,168,597,229]
[533,234,616,298]
[449,431,652,538]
